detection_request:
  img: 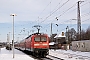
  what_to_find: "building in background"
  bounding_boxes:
[49,32,67,49]
[72,40,90,52]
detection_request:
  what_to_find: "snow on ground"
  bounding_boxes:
[1,47,90,60]
[49,49,90,60]
[0,48,34,60]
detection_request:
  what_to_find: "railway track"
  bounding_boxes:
[18,49,90,60]
[46,55,64,60]
[30,51,90,60]
[62,52,90,60]
[50,50,90,60]
[20,50,50,60]
[34,57,52,60]
[34,55,64,60]
[28,53,64,60]
[21,49,64,60]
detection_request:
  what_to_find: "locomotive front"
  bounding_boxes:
[32,33,49,57]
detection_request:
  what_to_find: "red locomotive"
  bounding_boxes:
[15,33,49,57]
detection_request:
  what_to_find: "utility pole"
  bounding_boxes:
[8,32,10,50]
[51,23,52,36]
[7,34,9,44]
[66,26,69,50]
[7,33,10,50]
[10,14,17,58]
[77,1,84,40]
[66,26,69,44]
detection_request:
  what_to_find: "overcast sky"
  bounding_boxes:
[0,0,90,42]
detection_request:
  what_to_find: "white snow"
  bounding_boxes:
[0,48,34,60]
[54,34,66,38]
[49,49,90,60]
[1,47,90,60]
[49,42,55,45]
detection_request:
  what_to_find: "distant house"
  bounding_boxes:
[49,32,67,49]
[54,33,66,44]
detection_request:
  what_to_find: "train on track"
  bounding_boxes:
[15,33,49,57]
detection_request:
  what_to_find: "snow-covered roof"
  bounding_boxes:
[49,42,55,45]
[54,34,66,38]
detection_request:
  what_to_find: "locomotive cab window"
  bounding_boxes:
[34,36,47,42]
[34,37,40,42]
[41,37,46,42]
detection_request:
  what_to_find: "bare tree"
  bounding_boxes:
[66,28,76,43]
[81,29,86,40]
[86,26,90,40]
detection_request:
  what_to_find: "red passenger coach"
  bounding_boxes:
[16,33,49,57]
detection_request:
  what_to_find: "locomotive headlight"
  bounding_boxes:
[42,44,48,46]
[34,44,40,46]
[47,51,49,54]
[36,50,38,53]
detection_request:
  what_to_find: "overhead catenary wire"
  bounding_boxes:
[58,18,90,33]
[38,0,63,23]
[41,1,90,29]
[15,0,90,35]
[35,0,53,23]
[15,0,80,30]
[40,2,77,30]
[43,0,89,24]
[14,0,90,37]
[39,0,71,24]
